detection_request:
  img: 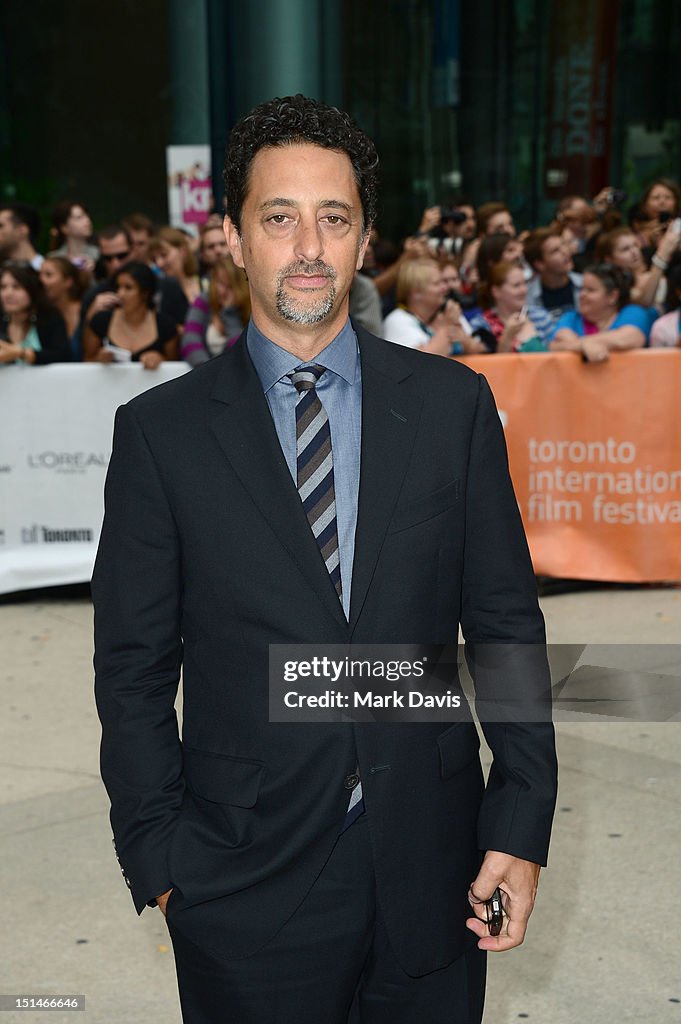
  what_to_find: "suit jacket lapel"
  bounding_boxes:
[209,338,348,630]
[349,330,423,631]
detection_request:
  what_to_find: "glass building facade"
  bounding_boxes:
[1,0,679,243]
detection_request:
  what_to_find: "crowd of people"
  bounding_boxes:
[1,178,680,371]
[376,180,681,359]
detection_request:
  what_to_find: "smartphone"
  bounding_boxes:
[520,304,528,319]
[486,887,504,936]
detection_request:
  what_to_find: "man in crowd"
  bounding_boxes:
[82,222,187,333]
[196,222,231,290]
[198,222,230,270]
[81,224,135,321]
[524,227,582,325]
[554,194,601,270]
[94,94,557,1023]
[444,200,477,246]
[0,202,44,269]
[122,213,155,264]
[422,201,477,262]
[440,200,477,263]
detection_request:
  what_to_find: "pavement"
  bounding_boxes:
[1,582,680,1023]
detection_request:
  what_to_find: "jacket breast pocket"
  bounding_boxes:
[436,722,480,779]
[183,748,264,807]
[389,479,460,534]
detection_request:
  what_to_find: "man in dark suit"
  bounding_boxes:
[94,95,557,1024]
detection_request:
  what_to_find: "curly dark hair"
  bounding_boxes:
[223,94,379,234]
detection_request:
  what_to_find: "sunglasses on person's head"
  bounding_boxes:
[102,251,130,262]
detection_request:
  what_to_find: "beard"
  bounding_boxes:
[275,260,337,325]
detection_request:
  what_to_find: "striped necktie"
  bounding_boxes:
[288,365,342,600]
[288,364,364,831]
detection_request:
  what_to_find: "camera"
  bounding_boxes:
[607,189,627,207]
[440,208,467,225]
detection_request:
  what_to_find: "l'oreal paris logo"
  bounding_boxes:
[27,452,109,471]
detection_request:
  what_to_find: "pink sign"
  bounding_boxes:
[180,176,212,225]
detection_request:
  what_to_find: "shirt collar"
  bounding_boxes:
[246,317,359,393]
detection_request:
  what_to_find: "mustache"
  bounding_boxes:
[279,260,337,280]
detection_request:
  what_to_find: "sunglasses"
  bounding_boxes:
[102,251,130,262]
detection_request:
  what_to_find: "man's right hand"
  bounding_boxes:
[156,888,174,916]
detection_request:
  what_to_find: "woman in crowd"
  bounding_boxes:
[83,260,177,370]
[475,232,524,287]
[549,263,649,362]
[636,178,681,249]
[0,262,71,365]
[460,202,516,287]
[650,265,681,347]
[39,256,87,359]
[640,178,680,221]
[467,260,552,352]
[595,222,681,310]
[152,226,201,317]
[383,256,487,355]
[439,259,464,299]
[476,201,515,238]
[47,200,99,273]
[181,257,251,367]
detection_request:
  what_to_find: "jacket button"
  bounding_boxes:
[344,772,360,790]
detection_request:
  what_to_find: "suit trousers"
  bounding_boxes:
[167,815,486,1024]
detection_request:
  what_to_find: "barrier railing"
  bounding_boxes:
[1,351,680,594]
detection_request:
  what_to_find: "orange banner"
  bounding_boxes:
[461,350,681,582]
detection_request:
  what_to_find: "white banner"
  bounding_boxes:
[0,363,189,595]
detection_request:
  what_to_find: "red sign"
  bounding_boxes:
[545,0,619,198]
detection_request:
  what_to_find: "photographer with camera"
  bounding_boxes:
[422,202,477,262]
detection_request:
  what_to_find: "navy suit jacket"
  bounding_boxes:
[93,325,557,975]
